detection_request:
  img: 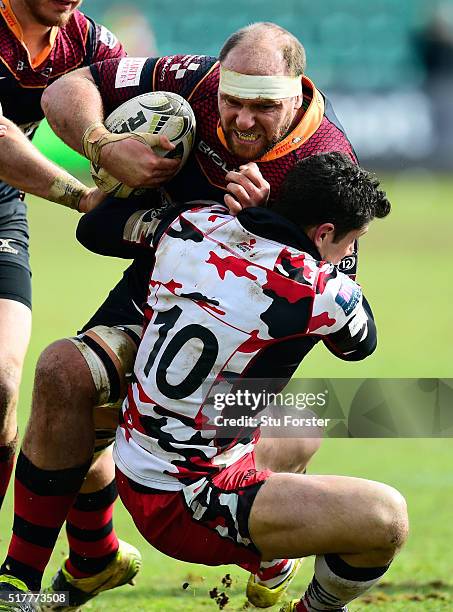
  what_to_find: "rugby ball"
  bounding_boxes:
[91,91,196,198]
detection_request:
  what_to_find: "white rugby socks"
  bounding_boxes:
[301,554,389,611]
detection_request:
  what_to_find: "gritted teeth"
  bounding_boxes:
[234,130,259,142]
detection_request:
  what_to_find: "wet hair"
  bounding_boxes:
[273,152,391,240]
[219,22,306,76]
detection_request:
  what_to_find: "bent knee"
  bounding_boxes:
[34,339,96,403]
[373,484,409,556]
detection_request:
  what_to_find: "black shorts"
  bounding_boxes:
[0,184,31,309]
[79,256,151,333]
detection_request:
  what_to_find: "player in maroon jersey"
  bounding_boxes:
[0,23,360,610]
[0,0,146,609]
[0,0,124,516]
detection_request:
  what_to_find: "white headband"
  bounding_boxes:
[219,66,302,100]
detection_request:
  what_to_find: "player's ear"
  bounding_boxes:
[293,94,303,110]
[313,223,335,250]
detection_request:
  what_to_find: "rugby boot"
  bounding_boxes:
[247,558,303,608]
[39,539,141,611]
[0,575,37,612]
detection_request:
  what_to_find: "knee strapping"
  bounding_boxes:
[68,324,141,407]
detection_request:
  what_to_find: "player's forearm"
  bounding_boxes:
[0,117,87,209]
[41,68,104,155]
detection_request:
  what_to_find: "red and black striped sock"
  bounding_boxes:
[0,435,17,510]
[0,451,91,591]
[65,479,119,578]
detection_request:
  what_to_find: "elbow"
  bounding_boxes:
[41,82,56,116]
[41,81,63,133]
[41,74,75,128]
[324,323,377,362]
[341,336,377,362]
[340,326,378,362]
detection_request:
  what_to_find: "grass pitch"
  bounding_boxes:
[0,174,452,610]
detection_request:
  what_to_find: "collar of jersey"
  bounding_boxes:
[216,75,325,162]
[237,207,321,260]
[0,0,58,68]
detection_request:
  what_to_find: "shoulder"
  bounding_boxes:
[153,55,218,96]
[329,272,362,314]
[155,55,218,76]
[66,10,125,60]
[315,267,363,322]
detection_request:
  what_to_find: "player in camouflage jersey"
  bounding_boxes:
[1,23,361,610]
[98,152,407,612]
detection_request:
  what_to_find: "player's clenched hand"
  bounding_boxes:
[78,187,107,213]
[99,134,181,188]
[224,162,270,215]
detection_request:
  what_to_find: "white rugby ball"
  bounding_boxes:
[91,91,196,198]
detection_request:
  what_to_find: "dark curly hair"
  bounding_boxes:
[273,152,391,240]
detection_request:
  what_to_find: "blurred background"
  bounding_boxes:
[36,0,453,171]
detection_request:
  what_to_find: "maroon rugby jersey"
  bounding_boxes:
[89,54,359,276]
[0,0,125,137]
[91,55,357,201]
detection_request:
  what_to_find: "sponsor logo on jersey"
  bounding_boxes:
[115,57,146,88]
[198,140,231,173]
[0,238,18,255]
[169,61,200,80]
[99,26,118,50]
[335,278,361,315]
[337,254,356,272]
[236,238,256,253]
